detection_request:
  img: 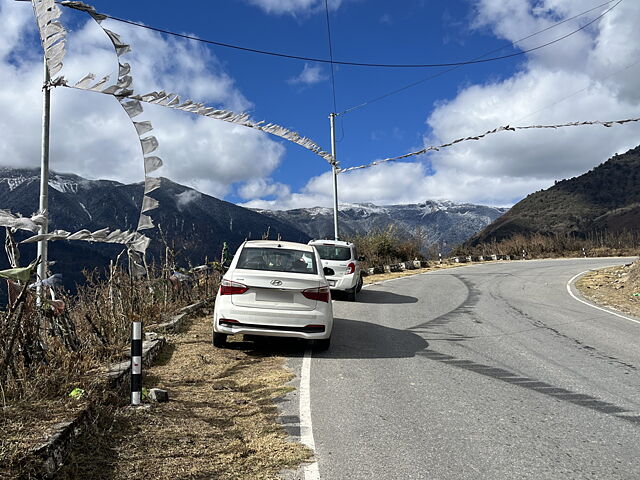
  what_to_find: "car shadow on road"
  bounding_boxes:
[241,317,427,360]
[345,289,418,304]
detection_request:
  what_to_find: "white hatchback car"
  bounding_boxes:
[213,240,334,350]
[308,240,363,301]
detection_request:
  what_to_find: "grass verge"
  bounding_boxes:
[55,316,310,480]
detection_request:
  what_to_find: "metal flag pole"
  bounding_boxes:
[330,112,339,241]
[37,55,51,299]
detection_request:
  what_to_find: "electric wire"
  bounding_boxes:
[57,0,621,69]
[338,0,621,115]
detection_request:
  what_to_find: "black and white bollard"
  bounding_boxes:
[131,321,142,406]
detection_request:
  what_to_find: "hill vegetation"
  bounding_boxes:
[464,144,640,255]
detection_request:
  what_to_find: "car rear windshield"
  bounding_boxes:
[313,245,351,261]
[237,247,318,274]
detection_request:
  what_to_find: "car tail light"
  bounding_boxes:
[220,279,248,295]
[302,286,331,303]
[346,262,356,274]
[220,318,240,325]
[304,324,326,333]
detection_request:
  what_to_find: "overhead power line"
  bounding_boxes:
[57,0,620,70]
[338,0,621,115]
[339,116,640,173]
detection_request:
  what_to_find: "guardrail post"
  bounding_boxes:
[131,321,142,405]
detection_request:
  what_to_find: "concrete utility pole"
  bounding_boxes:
[37,57,51,293]
[330,112,339,241]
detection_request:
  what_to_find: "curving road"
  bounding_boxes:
[281,258,640,480]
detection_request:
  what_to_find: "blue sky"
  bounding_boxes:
[2,0,640,209]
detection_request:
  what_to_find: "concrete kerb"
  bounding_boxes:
[364,254,514,276]
[27,299,208,478]
[154,299,210,333]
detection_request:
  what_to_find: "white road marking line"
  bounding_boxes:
[567,270,640,326]
[300,349,320,480]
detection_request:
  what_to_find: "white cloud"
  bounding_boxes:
[287,63,328,86]
[243,0,640,209]
[0,0,285,199]
[237,178,291,200]
[241,162,543,210]
[247,0,343,16]
[175,189,202,211]
[419,0,640,205]
[5,0,640,214]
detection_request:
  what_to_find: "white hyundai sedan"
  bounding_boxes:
[213,240,334,350]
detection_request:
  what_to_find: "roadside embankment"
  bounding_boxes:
[575,260,640,318]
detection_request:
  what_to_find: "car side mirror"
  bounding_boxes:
[358,256,365,262]
[323,267,335,276]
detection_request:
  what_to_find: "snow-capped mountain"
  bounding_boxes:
[0,168,309,292]
[255,201,507,252]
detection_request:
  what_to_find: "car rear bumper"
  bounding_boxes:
[326,272,358,291]
[213,297,333,339]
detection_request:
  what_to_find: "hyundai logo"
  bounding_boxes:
[270,279,283,286]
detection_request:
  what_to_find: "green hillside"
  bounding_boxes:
[470,144,640,245]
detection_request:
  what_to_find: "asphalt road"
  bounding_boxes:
[282,258,640,480]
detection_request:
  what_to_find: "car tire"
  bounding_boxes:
[356,275,363,293]
[314,337,331,351]
[346,287,357,302]
[213,331,228,348]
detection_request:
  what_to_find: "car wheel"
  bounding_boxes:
[314,337,331,351]
[213,331,228,348]
[356,275,363,293]
[346,287,357,302]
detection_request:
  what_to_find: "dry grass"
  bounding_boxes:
[56,316,310,480]
[0,265,220,478]
[0,399,88,478]
[457,231,640,259]
[576,261,640,317]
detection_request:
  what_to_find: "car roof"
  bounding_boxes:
[243,240,316,252]
[308,239,353,247]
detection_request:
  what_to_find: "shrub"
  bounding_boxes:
[349,226,424,267]
[0,258,221,403]
[453,230,640,259]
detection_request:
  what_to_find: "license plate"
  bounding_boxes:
[328,280,336,286]
[256,290,294,303]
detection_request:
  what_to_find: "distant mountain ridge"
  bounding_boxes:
[469,144,640,245]
[255,201,507,252]
[0,168,309,291]
[1,168,507,294]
